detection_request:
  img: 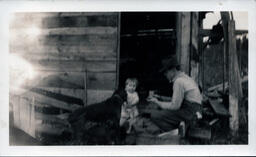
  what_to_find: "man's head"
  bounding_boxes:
[160,56,180,81]
[125,78,138,93]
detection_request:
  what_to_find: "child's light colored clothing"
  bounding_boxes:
[127,92,139,105]
[119,91,139,131]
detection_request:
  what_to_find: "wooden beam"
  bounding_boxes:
[19,89,82,112]
[190,12,200,83]
[116,12,121,89]
[199,29,248,37]
[228,20,243,136]
[176,12,191,75]
[22,71,85,89]
[34,87,85,102]
[207,76,247,92]
[10,45,117,55]
[10,14,118,29]
[11,12,117,19]
[84,71,87,106]
[12,60,116,72]
[10,27,117,36]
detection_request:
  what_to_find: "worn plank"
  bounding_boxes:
[29,60,86,72]
[20,90,82,111]
[209,99,230,117]
[191,12,199,50]
[87,72,116,90]
[11,12,117,19]
[45,15,118,28]
[228,20,243,135]
[10,44,117,55]
[86,60,116,72]
[10,27,117,36]
[116,13,121,88]
[30,97,36,137]
[11,95,21,128]
[207,75,247,92]
[176,12,191,74]
[190,13,199,83]
[19,97,33,136]
[86,89,114,105]
[10,14,118,28]
[84,72,87,106]
[23,60,116,72]
[24,71,85,89]
[29,88,84,106]
[10,51,116,61]
[36,87,85,101]
[199,29,248,37]
[10,34,117,48]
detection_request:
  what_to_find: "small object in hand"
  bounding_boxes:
[196,111,203,119]
[146,97,157,103]
[149,90,154,98]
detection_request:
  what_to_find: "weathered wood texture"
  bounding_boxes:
[228,20,243,135]
[176,12,191,75]
[190,13,200,84]
[11,95,36,137]
[10,13,118,28]
[176,12,199,84]
[10,12,118,100]
[9,12,119,138]
[207,75,247,92]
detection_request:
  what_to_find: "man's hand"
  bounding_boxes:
[146,97,158,103]
[152,94,161,99]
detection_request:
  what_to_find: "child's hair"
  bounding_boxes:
[125,78,139,87]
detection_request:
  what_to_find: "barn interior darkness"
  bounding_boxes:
[120,12,177,96]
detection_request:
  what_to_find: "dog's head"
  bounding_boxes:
[112,89,127,103]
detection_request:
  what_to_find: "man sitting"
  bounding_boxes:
[147,56,203,134]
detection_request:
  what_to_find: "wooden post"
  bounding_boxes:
[198,13,204,93]
[176,12,191,75]
[190,12,200,84]
[221,12,243,136]
[116,12,121,89]
[30,96,36,137]
[228,20,243,136]
[84,70,87,107]
[221,12,229,95]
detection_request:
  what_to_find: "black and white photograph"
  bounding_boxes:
[8,11,249,145]
[1,0,256,156]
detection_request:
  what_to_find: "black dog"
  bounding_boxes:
[67,89,128,144]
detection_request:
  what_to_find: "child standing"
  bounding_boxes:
[119,78,139,133]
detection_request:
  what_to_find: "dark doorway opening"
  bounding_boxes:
[119,12,177,97]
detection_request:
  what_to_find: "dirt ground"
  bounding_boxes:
[9,98,248,145]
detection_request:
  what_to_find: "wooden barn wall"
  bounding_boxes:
[9,12,119,138]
